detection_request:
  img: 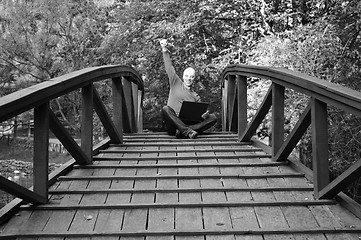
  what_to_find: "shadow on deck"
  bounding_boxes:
[1,132,361,239]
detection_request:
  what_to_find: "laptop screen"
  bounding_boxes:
[178,101,209,124]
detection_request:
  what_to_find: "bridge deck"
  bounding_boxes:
[1,132,361,239]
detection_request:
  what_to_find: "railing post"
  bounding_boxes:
[237,75,247,140]
[272,83,285,158]
[81,84,93,162]
[227,75,237,131]
[132,82,138,132]
[222,78,228,132]
[311,97,329,198]
[137,89,143,133]
[112,77,123,142]
[33,102,49,203]
[122,77,135,132]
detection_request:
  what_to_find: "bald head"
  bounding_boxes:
[182,67,196,88]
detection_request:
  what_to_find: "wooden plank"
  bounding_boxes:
[67,170,106,237]
[42,210,75,234]
[94,153,272,161]
[0,65,142,123]
[227,75,237,131]
[74,161,287,169]
[272,83,285,158]
[269,176,326,240]
[43,180,77,237]
[112,77,124,143]
[21,199,336,211]
[147,150,177,240]
[221,65,361,117]
[3,227,361,238]
[100,147,263,154]
[198,145,233,240]
[0,210,32,235]
[122,150,155,240]
[311,97,329,198]
[310,205,355,240]
[33,102,50,202]
[122,77,135,132]
[81,173,110,206]
[18,211,51,237]
[95,158,133,236]
[176,145,203,240]
[131,82,139,132]
[237,75,248,139]
[137,89,143,132]
[235,235,263,240]
[220,156,261,239]
[222,79,228,131]
[81,84,93,160]
[246,166,294,240]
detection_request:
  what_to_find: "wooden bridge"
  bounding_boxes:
[1,64,361,239]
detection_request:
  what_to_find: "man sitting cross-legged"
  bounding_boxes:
[159,39,217,139]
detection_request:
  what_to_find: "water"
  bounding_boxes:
[0,171,33,208]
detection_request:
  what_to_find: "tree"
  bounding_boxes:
[0,0,109,133]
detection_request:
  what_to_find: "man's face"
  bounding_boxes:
[182,68,196,88]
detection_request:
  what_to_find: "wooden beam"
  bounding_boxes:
[131,82,138,132]
[0,65,143,123]
[237,75,247,139]
[50,186,313,194]
[33,103,50,202]
[227,75,237,131]
[137,89,143,132]
[274,103,311,162]
[3,227,361,239]
[2,227,361,239]
[75,161,287,169]
[112,77,124,143]
[49,110,91,165]
[58,172,304,181]
[122,77,135,132]
[93,88,122,143]
[23,199,335,211]
[272,83,285,158]
[81,84,93,161]
[240,86,272,142]
[100,147,263,153]
[319,157,361,199]
[311,97,329,198]
[0,176,46,204]
[93,153,272,161]
[222,79,228,131]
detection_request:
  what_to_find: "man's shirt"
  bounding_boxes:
[163,51,200,115]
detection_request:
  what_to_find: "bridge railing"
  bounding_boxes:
[0,65,144,206]
[221,65,361,200]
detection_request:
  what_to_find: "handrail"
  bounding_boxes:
[221,64,361,200]
[0,65,144,209]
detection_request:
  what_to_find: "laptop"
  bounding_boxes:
[178,101,209,124]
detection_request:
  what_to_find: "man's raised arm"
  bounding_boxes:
[159,39,178,85]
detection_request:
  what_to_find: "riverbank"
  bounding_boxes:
[0,138,70,207]
[0,159,63,208]
[0,159,62,178]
